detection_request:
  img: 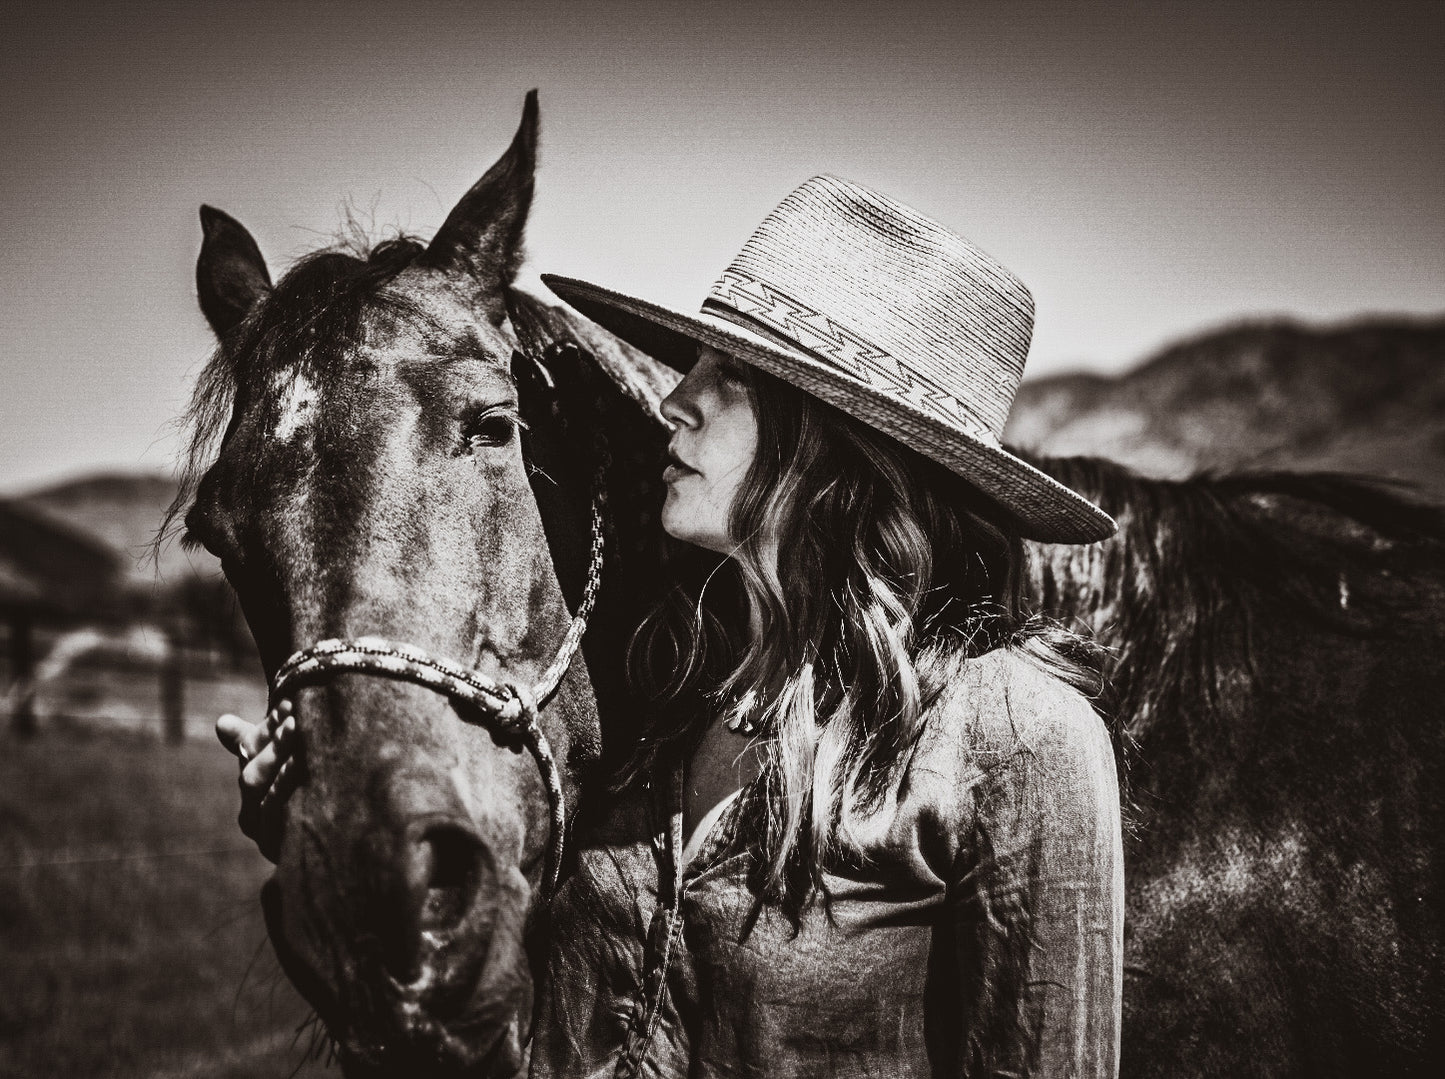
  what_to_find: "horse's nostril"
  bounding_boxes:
[380,814,494,983]
[415,824,486,933]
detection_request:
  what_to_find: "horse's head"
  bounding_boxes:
[180,93,601,1075]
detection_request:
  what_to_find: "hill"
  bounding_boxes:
[16,472,219,590]
[0,500,121,613]
[1005,315,1445,499]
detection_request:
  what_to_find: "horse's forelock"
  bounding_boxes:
[162,236,434,548]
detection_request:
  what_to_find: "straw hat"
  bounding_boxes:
[543,175,1115,543]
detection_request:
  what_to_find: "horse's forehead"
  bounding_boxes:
[245,280,515,446]
[256,334,509,451]
[376,281,514,355]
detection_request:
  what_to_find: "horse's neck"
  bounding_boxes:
[508,290,676,758]
[586,373,672,758]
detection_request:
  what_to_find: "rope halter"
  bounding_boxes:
[267,448,608,900]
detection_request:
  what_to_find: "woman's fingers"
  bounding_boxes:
[241,718,297,789]
[272,714,293,750]
[221,699,298,864]
[219,700,297,795]
[216,713,256,760]
[241,736,284,792]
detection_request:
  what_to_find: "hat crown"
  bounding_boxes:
[705,175,1034,441]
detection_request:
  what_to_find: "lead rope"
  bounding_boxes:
[267,446,609,900]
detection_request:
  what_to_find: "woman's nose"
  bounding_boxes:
[660,379,697,429]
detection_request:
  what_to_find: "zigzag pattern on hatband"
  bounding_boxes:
[703,269,998,444]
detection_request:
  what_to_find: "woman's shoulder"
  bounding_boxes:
[915,641,1113,781]
[900,644,1120,867]
[850,642,1119,876]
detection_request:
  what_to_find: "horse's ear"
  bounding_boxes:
[196,205,272,338]
[419,89,538,325]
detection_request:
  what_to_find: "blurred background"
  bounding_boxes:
[1,1,1441,1075]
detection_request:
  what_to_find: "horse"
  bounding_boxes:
[1024,457,1445,1077]
[176,92,1445,1075]
[178,92,673,1076]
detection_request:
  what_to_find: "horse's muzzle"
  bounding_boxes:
[264,761,537,1078]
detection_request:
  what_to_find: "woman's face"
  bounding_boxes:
[657,344,759,554]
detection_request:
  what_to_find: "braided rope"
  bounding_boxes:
[533,445,609,705]
[267,450,609,900]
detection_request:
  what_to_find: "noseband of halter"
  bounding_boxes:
[267,441,608,900]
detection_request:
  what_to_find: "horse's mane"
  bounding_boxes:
[503,286,678,421]
[1026,452,1445,747]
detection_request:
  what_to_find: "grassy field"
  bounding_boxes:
[0,727,332,1078]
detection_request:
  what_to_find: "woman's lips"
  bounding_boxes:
[664,450,697,483]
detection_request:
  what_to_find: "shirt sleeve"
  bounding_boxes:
[950,686,1124,1078]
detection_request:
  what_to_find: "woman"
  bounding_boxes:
[223,175,1124,1077]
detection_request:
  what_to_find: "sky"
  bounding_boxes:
[1,0,1442,493]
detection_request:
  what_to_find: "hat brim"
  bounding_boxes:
[542,274,1116,544]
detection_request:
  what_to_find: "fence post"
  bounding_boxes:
[9,610,36,737]
[161,626,185,744]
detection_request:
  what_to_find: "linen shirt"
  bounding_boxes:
[530,645,1123,1078]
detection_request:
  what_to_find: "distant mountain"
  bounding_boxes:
[16,473,219,590]
[1005,316,1445,500]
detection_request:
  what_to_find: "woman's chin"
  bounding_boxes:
[660,506,728,554]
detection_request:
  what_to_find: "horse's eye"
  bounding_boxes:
[462,410,521,452]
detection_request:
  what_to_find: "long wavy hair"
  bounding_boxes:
[623,362,1104,911]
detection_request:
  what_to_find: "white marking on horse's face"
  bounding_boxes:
[272,373,318,442]
[450,764,481,822]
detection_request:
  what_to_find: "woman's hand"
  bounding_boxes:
[215,699,298,863]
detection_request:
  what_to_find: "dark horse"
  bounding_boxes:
[180,93,672,1075]
[1026,459,1445,1077]
[178,94,1444,1075]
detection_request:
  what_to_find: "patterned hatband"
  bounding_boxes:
[702,269,999,447]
